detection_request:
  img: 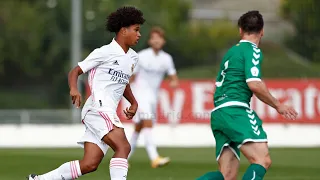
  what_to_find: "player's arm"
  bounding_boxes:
[68,49,104,108]
[244,49,297,119]
[168,74,179,88]
[167,56,179,88]
[247,81,280,109]
[68,66,84,108]
[123,84,138,105]
[123,84,138,119]
[68,66,83,92]
[244,48,279,108]
[129,74,136,83]
[248,81,297,120]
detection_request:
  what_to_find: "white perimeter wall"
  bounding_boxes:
[0,124,319,148]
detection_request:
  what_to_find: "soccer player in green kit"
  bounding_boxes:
[197,11,298,180]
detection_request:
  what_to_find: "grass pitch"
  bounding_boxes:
[0,148,319,180]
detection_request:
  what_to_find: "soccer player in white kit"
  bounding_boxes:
[128,27,179,168]
[27,6,145,180]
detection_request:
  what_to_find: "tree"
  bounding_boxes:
[0,0,238,108]
[0,1,47,85]
[281,0,320,62]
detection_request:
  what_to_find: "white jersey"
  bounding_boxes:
[133,48,176,97]
[79,39,139,116]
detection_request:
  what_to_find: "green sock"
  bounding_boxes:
[196,171,224,180]
[242,164,266,180]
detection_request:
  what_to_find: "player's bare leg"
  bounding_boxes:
[240,142,271,180]
[79,142,105,174]
[27,142,104,180]
[197,147,239,180]
[218,148,239,180]
[140,119,170,168]
[103,125,131,179]
[128,122,143,159]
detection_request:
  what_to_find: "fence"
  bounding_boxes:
[0,109,75,124]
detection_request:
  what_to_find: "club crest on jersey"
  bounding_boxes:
[251,67,259,77]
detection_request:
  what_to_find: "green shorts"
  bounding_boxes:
[211,106,268,161]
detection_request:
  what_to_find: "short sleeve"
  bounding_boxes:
[133,63,140,74]
[133,53,141,74]
[78,49,105,73]
[244,46,263,82]
[166,55,176,76]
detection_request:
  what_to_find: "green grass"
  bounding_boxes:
[178,42,320,79]
[1,148,319,180]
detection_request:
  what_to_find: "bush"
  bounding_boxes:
[165,20,239,68]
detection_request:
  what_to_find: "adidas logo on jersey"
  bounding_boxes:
[113,60,119,65]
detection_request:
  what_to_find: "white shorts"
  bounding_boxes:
[77,110,124,154]
[133,96,157,124]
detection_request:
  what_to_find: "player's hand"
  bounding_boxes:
[276,104,298,120]
[123,103,138,120]
[70,88,82,108]
[169,80,179,88]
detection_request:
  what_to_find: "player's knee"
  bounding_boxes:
[142,120,153,128]
[221,169,237,180]
[257,154,272,170]
[263,155,272,170]
[134,128,141,133]
[124,141,131,154]
[248,153,272,170]
[134,123,142,133]
[81,160,99,173]
[220,161,238,180]
[219,155,239,179]
[87,163,99,172]
[115,141,131,156]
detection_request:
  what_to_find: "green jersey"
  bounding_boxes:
[214,40,263,108]
[210,40,268,160]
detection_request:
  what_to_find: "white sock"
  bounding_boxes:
[143,128,159,161]
[110,158,128,180]
[128,131,140,159]
[38,160,82,180]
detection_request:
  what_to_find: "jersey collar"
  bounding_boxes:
[239,40,257,47]
[110,38,129,55]
[148,47,163,56]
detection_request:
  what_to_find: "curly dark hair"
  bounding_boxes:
[106,6,145,33]
[238,11,264,34]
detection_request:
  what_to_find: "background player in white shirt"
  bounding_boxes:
[27,6,145,180]
[128,27,179,168]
